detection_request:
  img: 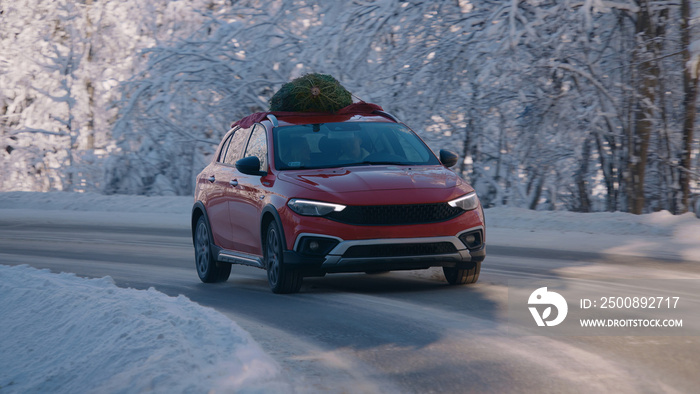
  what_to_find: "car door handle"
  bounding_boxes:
[208,176,215,183]
[229,179,239,187]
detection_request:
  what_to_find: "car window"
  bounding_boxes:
[273,122,440,170]
[217,132,234,163]
[224,126,253,165]
[395,129,433,162]
[243,124,268,171]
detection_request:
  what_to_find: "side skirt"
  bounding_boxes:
[215,247,264,269]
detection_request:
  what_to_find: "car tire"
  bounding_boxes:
[265,221,302,294]
[443,262,480,285]
[194,215,231,283]
[216,261,232,282]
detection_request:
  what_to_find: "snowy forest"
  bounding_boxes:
[1,0,699,215]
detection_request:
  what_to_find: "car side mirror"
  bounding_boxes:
[439,150,459,168]
[236,156,267,176]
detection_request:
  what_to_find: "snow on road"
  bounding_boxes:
[0,265,286,393]
[1,191,699,393]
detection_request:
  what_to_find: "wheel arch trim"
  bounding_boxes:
[191,201,211,246]
[260,204,288,255]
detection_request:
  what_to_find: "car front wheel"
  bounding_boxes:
[265,221,302,294]
[194,216,231,283]
[443,262,480,285]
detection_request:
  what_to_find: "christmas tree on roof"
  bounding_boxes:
[269,73,352,113]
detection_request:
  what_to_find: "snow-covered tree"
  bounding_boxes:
[2,0,698,216]
[1,0,89,191]
[104,1,308,195]
[1,0,228,193]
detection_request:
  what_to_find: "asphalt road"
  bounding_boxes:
[1,219,699,393]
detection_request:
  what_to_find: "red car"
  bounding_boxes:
[191,104,485,293]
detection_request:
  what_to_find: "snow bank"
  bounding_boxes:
[0,191,191,213]
[486,206,700,237]
[0,265,286,394]
[0,191,191,230]
[484,206,700,263]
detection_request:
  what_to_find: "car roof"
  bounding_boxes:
[231,102,399,129]
[275,114,394,127]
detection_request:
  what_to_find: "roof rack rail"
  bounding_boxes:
[372,110,400,123]
[266,114,279,127]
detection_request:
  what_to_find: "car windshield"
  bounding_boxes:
[273,122,440,170]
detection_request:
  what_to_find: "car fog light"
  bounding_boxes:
[297,236,340,256]
[459,230,483,250]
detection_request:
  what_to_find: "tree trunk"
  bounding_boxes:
[628,1,665,214]
[575,137,592,212]
[680,0,698,213]
[459,82,479,181]
[84,0,95,150]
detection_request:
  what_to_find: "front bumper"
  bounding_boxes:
[283,229,486,276]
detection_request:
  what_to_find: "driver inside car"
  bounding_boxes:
[339,133,369,162]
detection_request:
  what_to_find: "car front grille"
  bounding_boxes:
[326,202,463,226]
[343,242,458,258]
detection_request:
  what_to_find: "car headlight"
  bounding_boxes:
[448,192,479,211]
[287,199,346,216]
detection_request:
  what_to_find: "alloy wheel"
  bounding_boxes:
[266,226,280,286]
[196,220,210,277]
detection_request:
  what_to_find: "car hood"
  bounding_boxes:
[277,165,464,194]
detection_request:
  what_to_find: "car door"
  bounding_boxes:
[228,123,270,256]
[214,126,253,250]
[202,132,235,250]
